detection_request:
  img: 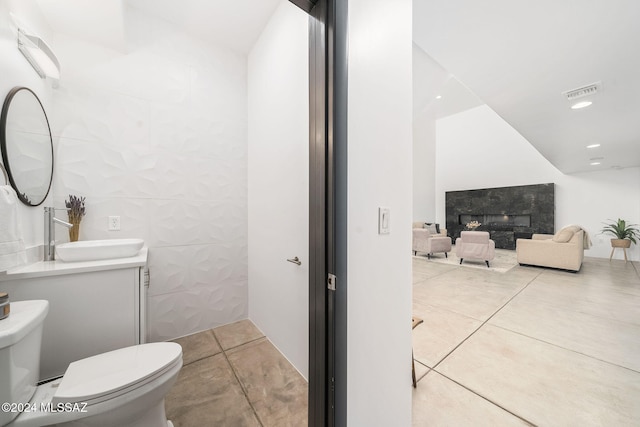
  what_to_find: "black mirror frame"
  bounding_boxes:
[0,86,54,206]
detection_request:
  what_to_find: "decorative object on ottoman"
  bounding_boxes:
[455,231,495,267]
[600,218,639,262]
[516,225,590,271]
[466,220,481,230]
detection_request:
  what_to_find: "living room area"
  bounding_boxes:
[412,86,640,267]
[409,107,640,423]
[410,1,640,425]
[410,107,640,424]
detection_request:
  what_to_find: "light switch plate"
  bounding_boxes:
[108,216,121,231]
[378,207,390,234]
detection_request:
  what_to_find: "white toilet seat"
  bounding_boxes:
[52,342,182,406]
[3,301,183,427]
[9,347,182,427]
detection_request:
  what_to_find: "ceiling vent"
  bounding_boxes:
[563,82,601,101]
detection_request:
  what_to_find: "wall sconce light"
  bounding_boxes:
[17,27,60,81]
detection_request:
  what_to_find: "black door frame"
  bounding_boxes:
[290,0,348,426]
[307,0,329,424]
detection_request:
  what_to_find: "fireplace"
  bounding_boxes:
[459,214,531,229]
[446,183,555,249]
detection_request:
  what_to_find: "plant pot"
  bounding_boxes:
[69,222,81,242]
[611,238,631,248]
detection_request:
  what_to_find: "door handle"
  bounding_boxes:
[287,256,302,266]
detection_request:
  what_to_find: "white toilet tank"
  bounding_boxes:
[0,300,48,426]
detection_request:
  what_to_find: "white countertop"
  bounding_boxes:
[0,247,148,281]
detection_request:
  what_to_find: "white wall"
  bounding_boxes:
[413,111,435,221]
[348,0,413,424]
[48,6,249,341]
[412,44,437,222]
[436,105,640,261]
[247,2,309,378]
[0,0,54,250]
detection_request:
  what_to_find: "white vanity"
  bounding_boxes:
[0,86,151,382]
[0,248,148,381]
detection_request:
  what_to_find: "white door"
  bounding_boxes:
[247,2,309,378]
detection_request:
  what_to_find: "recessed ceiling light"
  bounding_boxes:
[586,143,601,148]
[590,162,601,166]
[435,95,442,99]
[571,101,593,109]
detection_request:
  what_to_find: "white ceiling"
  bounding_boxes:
[34,0,127,51]
[412,43,483,120]
[34,0,282,55]
[413,0,640,174]
[31,0,639,174]
[126,0,282,54]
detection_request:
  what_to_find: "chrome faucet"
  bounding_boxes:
[44,207,73,261]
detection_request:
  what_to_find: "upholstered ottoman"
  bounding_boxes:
[425,236,452,259]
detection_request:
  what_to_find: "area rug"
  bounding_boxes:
[413,246,518,273]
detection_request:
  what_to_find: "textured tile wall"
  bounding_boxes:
[0,3,55,248]
[48,6,248,341]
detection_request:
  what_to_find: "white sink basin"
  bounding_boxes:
[56,239,144,262]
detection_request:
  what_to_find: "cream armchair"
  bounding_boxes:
[455,231,496,267]
[412,223,451,258]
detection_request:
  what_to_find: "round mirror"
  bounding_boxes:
[0,87,53,206]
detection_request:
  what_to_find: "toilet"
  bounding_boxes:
[0,300,182,427]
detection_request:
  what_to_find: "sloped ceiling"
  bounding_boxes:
[34,0,282,54]
[413,44,483,119]
[126,0,281,54]
[34,0,127,51]
[413,0,640,174]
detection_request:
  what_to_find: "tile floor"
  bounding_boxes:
[163,256,640,426]
[165,320,308,426]
[412,255,640,426]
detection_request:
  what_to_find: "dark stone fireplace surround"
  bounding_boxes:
[446,183,555,250]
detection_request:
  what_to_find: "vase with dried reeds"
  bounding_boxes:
[65,195,86,242]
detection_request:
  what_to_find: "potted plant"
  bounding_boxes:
[600,218,639,249]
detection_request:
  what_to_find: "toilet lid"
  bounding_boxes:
[52,342,182,404]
